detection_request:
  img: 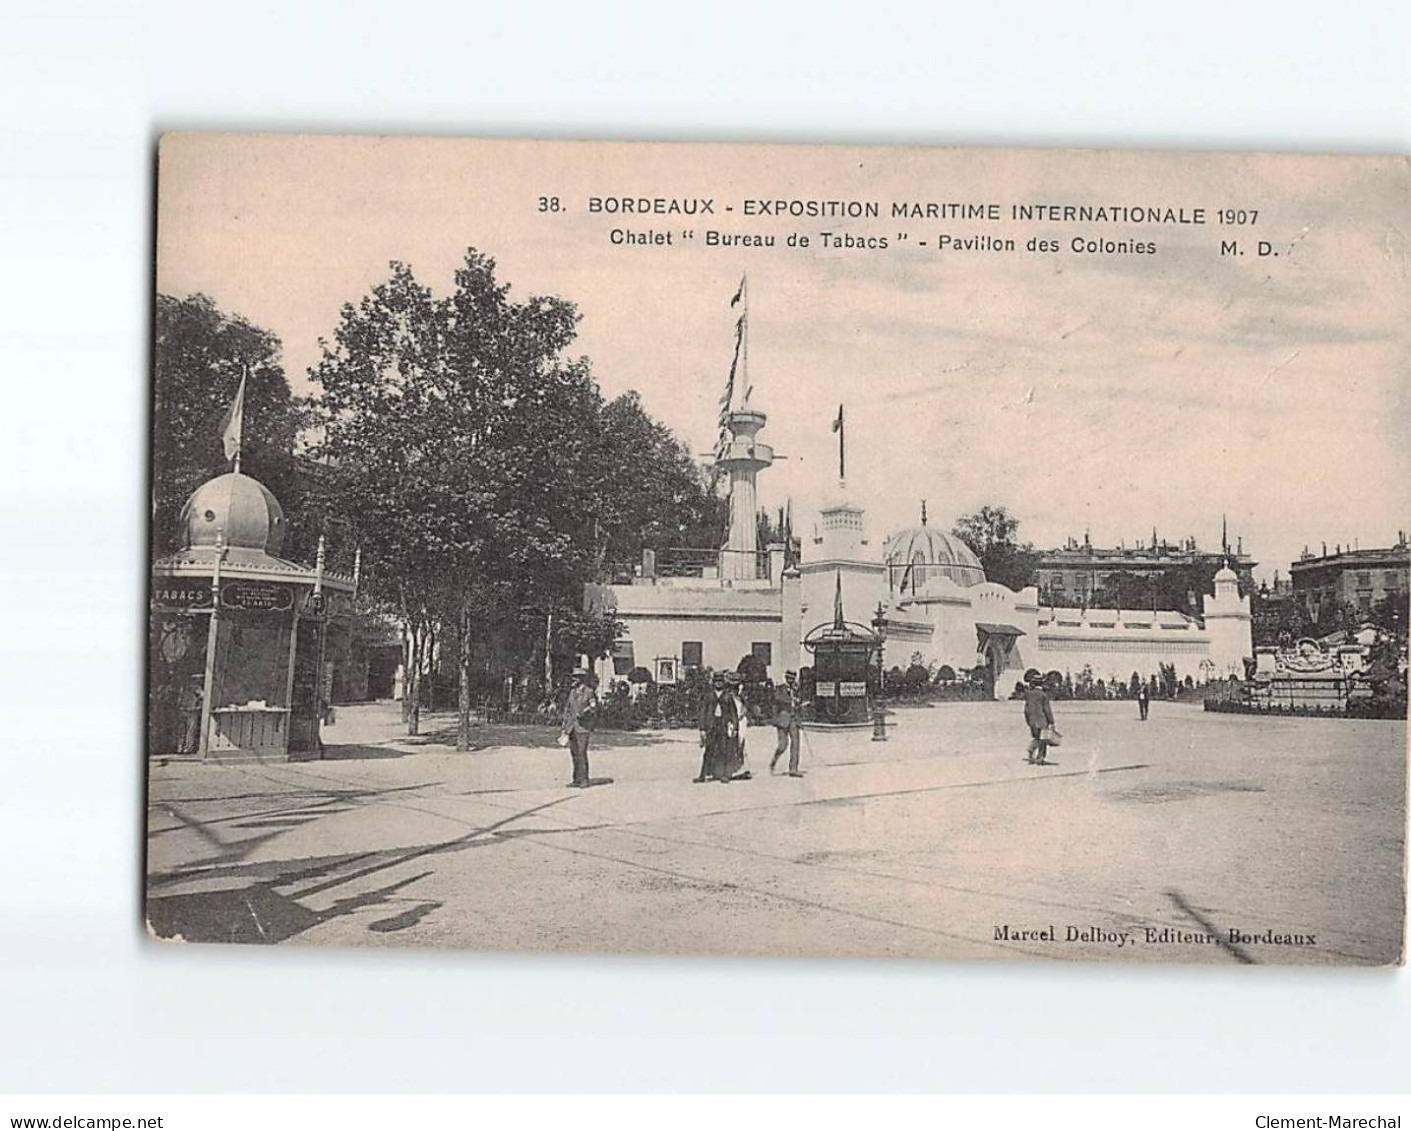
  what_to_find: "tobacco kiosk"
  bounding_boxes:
[802,576,881,728]
[149,471,354,762]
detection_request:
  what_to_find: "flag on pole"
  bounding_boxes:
[715,289,748,458]
[219,370,247,466]
[832,403,845,481]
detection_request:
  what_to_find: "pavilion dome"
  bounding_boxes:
[1214,564,1239,584]
[883,518,986,588]
[178,472,287,555]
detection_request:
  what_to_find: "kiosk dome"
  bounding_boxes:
[179,472,286,555]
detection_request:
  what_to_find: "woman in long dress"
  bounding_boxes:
[723,672,751,780]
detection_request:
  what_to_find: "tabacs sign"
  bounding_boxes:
[220,581,295,612]
[152,579,212,611]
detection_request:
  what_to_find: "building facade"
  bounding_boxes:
[586,425,1254,696]
[1288,536,1410,621]
[1036,529,1256,606]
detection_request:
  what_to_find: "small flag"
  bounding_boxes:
[831,404,843,433]
[219,370,247,463]
[730,274,746,307]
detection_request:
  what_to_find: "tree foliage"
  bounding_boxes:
[151,293,307,554]
[595,391,725,561]
[951,504,1039,591]
[309,250,718,742]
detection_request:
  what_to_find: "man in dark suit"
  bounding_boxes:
[770,670,803,777]
[1023,674,1056,765]
[560,668,599,788]
[697,671,739,783]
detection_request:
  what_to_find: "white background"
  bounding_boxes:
[1,0,1408,1094]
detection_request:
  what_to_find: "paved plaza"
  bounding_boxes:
[144,701,1406,965]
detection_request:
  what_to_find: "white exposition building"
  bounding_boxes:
[585,306,1252,694]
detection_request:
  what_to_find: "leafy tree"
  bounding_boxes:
[311,251,662,746]
[151,293,307,554]
[594,391,726,563]
[903,662,930,693]
[952,505,1039,591]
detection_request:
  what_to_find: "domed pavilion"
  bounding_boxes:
[150,470,354,762]
[882,502,986,594]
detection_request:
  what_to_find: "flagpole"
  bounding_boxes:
[222,364,248,477]
[234,364,245,475]
[829,403,840,482]
[740,273,749,409]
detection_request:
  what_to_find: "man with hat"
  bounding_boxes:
[770,670,803,777]
[697,671,740,783]
[1022,671,1057,766]
[560,667,601,788]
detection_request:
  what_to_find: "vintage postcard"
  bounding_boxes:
[146,134,1408,965]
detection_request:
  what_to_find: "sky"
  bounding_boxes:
[155,135,1411,581]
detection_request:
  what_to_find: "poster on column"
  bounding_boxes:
[146,133,1408,966]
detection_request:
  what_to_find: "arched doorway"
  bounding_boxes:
[983,637,1006,698]
[975,623,1025,700]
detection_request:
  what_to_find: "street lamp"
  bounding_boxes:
[871,601,888,742]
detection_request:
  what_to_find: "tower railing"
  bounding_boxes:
[598,546,771,584]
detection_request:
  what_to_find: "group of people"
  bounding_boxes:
[557,666,804,789]
[695,669,804,783]
[565,663,1083,785]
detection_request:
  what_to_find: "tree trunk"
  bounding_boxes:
[399,585,412,725]
[401,628,412,724]
[457,601,473,751]
[543,607,554,697]
[424,621,437,711]
[406,621,423,737]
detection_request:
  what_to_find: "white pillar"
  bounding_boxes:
[716,408,772,581]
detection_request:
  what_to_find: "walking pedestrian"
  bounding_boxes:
[1023,673,1057,765]
[770,670,803,777]
[560,668,601,788]
[697,671,740,783]
[1137,682,1150,721]
[724,671,751,780]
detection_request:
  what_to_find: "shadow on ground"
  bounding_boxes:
[146,797,570,945]
[422,722,667,751]
[318,743,412,761]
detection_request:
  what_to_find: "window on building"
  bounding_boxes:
[1358,595,1372,614]
[681,641,703,671]
[751,642,772,668]
[611,640,635,676]
[1356,571,1371,586]
[1385,571,1401,588]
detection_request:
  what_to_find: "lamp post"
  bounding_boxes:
[871,601,888,742]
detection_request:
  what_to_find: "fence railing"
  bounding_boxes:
[601,546,772,584]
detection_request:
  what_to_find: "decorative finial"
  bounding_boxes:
[920,499,928,526]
